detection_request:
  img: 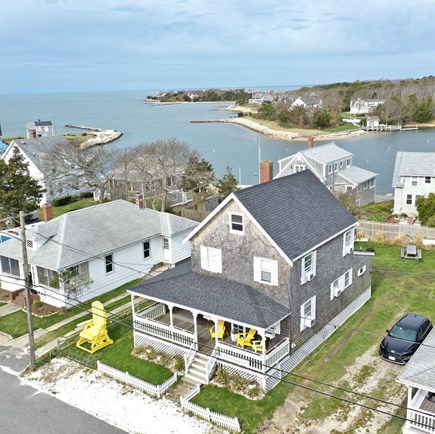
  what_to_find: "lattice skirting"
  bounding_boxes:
[134,331,188,358]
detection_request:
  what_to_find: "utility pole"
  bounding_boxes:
[19,211,36,371]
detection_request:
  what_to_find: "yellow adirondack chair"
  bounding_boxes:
[210,319,226,340]
[76,301,113,354]
[236,328,257,349]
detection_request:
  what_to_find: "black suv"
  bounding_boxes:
[379,313,433,364]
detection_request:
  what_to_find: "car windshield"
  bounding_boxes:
[389,325,418,341]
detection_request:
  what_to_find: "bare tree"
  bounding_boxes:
[126,139,192,211]
[41,139,121,203]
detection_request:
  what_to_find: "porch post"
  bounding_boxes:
[168,304,174,329]
[260,331,266,372]
[214,319,219,346]
[192,311,198,349]
[407,386,413,423]
[130,295,135,316]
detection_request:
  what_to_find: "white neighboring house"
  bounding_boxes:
[396,328,435,434]
[392,152,435,216]
[276,141,377,206]
[0,136,89,204]
[248,92,275,105]
[350,98,385,115]
[0,200,198,308]
[366,116,380,128]
[291,93,323,109]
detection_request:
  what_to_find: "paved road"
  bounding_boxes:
[0,346,126,434]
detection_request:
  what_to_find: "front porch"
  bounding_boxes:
[132,301,290,377]
[404,388,435,433]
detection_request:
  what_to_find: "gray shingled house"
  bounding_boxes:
[276,141,377,206]
[0,200,198,308]
[128,171,373,391]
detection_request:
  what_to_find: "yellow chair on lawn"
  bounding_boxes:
[210,320,226,340]
[236,328,257,349]
[76,301,113,354]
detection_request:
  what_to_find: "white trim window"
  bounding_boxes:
[301,251,316,284]
[343,229,354,256]
[294,164,305,172]
[254,257,278,286]
[330,268,353,299]
[200,246,222,273]
[0,256,20,277]
[143,241,151,258]
[411,177,418,187]
[105,254,114,274]
[230,213,244,234]
[357,265,366,276]
[300,296,316,331]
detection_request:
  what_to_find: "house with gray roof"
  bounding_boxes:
[392,152,435,217]
[396,327,435,433]
[0,200,198,308]
[350,98,385,115]
[26,120,54,138]
[1,135,90,203]
[291,92,323,109]
[276,141,377,206]
[127,171,373,391]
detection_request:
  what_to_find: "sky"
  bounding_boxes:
[2,0,435,94]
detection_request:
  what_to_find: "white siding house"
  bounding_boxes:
[0,200,198,307]
[392,152,435,216]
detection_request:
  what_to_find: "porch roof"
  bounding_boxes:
[128,260,290,330]
[397,328,435,390]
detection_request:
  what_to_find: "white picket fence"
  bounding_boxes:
[97,361,177,398]
[180,384,241,432]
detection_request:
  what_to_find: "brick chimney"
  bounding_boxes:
[135,193,144,209]
[308,137,314,149]
[42,203,52,222]
[259,160,273,183]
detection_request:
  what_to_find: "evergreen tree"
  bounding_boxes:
[0,148,45,218]
[181,154,215,205]
[416,193,435,226]
[216,166,239,198]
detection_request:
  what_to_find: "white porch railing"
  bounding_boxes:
[184,342,197,374]
[206,348,218,384]
[97,361,177,398]
[137,302,165,320]
[180,384,241,432]
[408,389,435,433]
[217,338,289,373]
[133,314,194,348]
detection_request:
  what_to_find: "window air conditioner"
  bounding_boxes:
[306,273,314,282]
[305,318,315,327]
[333,287,343,298]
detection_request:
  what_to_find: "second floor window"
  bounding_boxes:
[301,251,316,284]
[105,254,114,274]
[343,229,354,256]
[411,177,418,187]
[254,257,278,285]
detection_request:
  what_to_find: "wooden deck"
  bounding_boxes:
[420,395,435,414]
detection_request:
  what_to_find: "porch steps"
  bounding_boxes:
[182,353,210,386]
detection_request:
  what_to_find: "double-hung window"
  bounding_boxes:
[143,241,151,258]
[105,254,114,274]
[411,177,418,187]
[254,257,278,285]
[301,251,316,284]
[406,195,413,205]
[230,213,244,233]
[0,256,20,277]
[300,296,316,331]
[330,268,353,299]
[343,229,354,256]
[200,246,222,273]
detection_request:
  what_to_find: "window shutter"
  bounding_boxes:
[253,257,261,282]
[300,303,305,331]
[312,251,317,276]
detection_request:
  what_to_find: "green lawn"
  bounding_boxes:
[324,123,360,133]
[0,279,141,339]
[357,201,394,222]
[192,242,434,433]
[61,317,173,385]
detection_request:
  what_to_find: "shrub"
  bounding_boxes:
[160,353,172,367]
[246,385,261,398]
[233,374,248,392]
[174,355,185,372]
[147,346,157,361]
[52,195,76,207]
[215,367,229,386]
[132,345,145,356]
[79,191,94,199]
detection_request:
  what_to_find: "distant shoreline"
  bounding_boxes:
[65,124,123,148]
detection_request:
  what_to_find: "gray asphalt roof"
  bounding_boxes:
[302,142,353,164]
[234,170,357,260]
[336,166,377,184]
[10,136,68,171]
[397,328,435,390]
[129,260,290,329]
[0,200,198,270]
[392,152,435,187]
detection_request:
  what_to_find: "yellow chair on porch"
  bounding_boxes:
[236,328,257,349]
[76,301,113,354]
[210,320,226,340]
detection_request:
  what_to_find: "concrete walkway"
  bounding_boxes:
[0,303,21,317]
